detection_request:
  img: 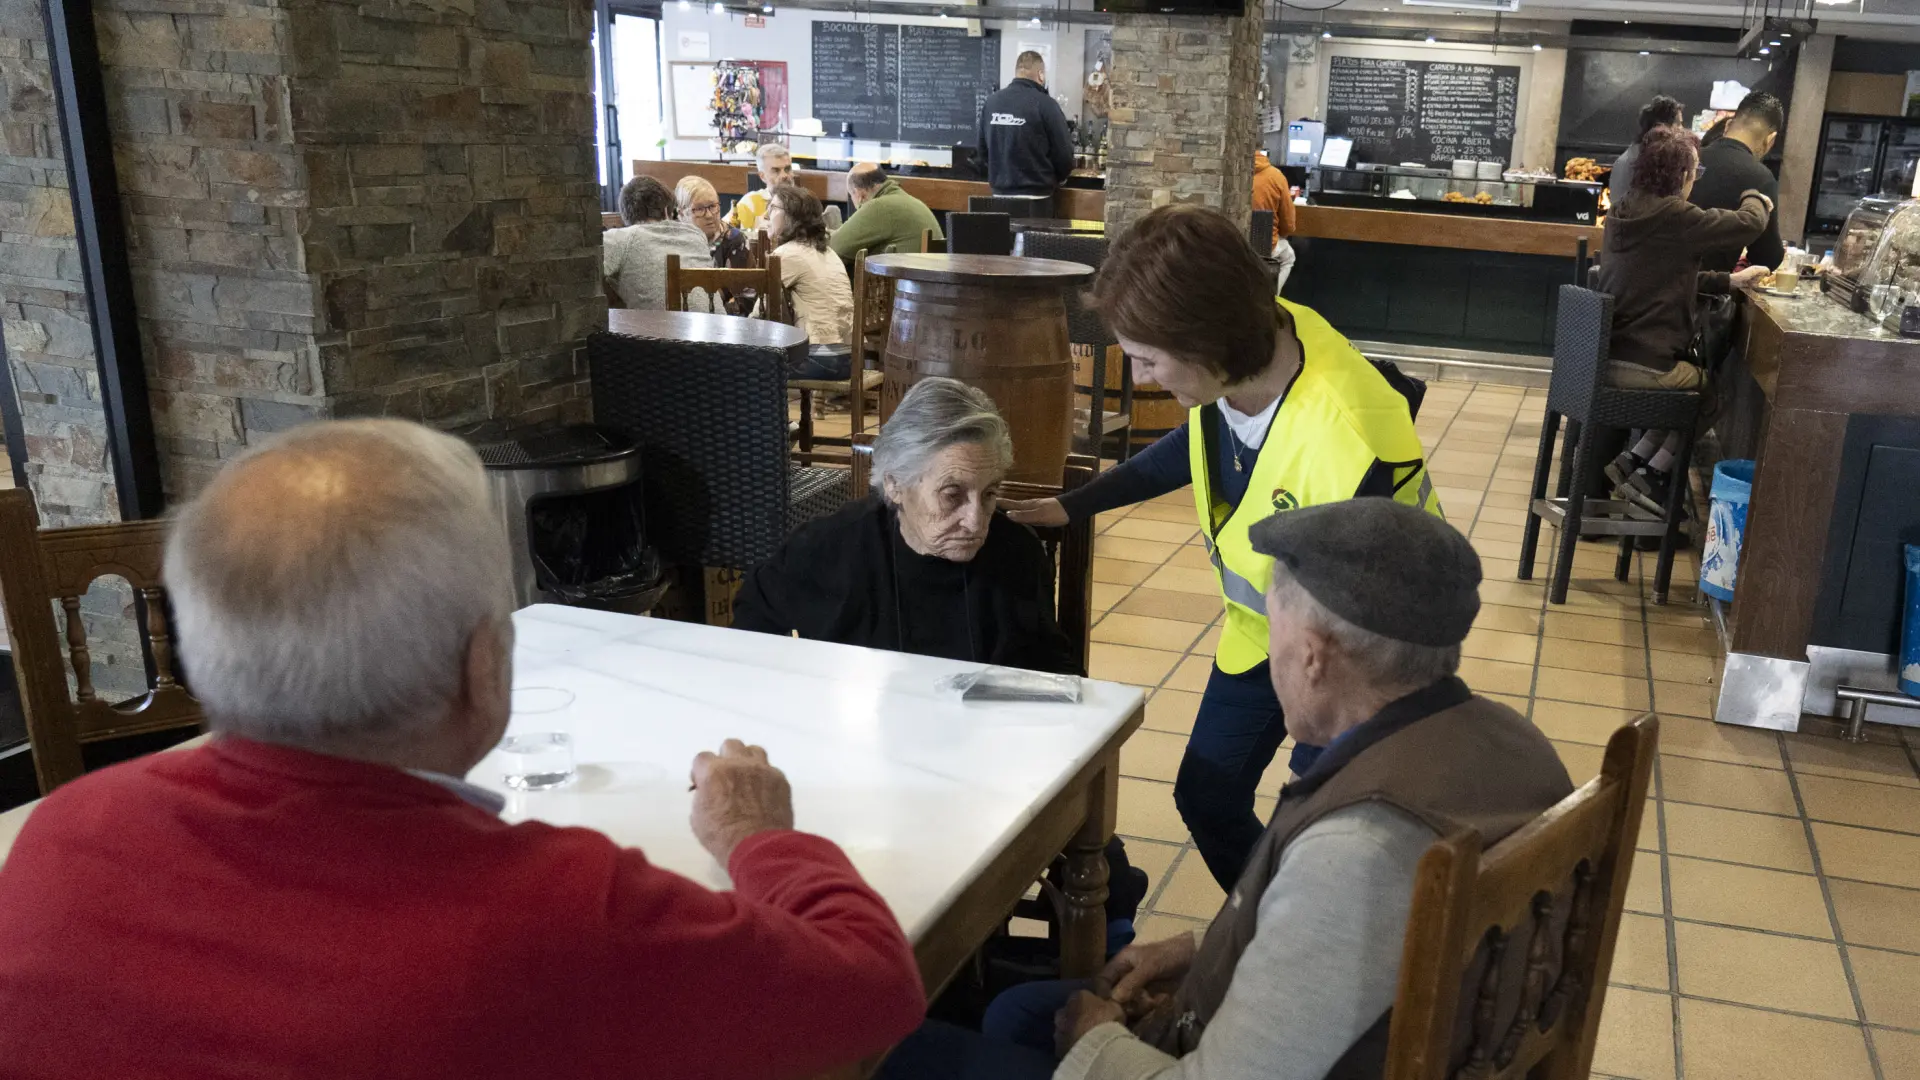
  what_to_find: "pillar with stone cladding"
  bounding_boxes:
[1102,0,1265,235]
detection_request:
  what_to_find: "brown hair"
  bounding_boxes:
[619,176,676,225]
[768,183,829,252]
[1632,125,1699,199]
[1094,204,1279,385]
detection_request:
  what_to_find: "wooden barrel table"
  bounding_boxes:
[866,253,1095,486]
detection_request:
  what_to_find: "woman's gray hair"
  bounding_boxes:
[163,419,514,745]
[869,377,1013,498]
[1269,563,1461,688]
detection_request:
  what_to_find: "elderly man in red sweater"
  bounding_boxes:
[0,419,927,1079]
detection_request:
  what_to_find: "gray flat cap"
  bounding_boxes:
[1248,499,1480,648]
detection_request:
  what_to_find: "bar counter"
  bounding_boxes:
[1718,287,1920,731]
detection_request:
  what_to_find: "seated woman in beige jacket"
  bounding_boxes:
[760,184,854,346]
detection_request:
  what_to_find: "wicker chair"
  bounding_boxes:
[947,212,1013,256]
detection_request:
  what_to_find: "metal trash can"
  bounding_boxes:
[470,424,666,616]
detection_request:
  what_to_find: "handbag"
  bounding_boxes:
[1689,291,1739,372]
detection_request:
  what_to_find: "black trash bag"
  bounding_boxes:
[528,487,663,603]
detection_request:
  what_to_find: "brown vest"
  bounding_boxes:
[1137,680,1574,1072]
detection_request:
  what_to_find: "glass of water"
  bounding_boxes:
[502,687,576,790]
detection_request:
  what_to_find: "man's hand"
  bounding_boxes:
[690,739,794,866]
[1002,497,1069,527]
[1732,265,1770,287]
[1054,990,1126,1059]
[1100,932,1199,1009]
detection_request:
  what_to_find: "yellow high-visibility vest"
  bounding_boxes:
[1189,299,1444,674]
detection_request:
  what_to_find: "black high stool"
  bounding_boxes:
[1517,286,1705,605]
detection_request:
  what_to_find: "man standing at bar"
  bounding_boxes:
[831,162,943,261]
[1689,91,1786,273]
[977,51,1076,199]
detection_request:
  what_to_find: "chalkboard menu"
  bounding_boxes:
[1325,56,1520,165]
[899,25,1000,145]
[812,22,1000,145]
[812,22,899,139]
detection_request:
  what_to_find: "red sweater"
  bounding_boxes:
[0,738,926,1079]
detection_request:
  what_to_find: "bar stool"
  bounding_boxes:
[1517,286,1705,605]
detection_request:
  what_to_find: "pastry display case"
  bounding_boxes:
[1825,196,1920,319]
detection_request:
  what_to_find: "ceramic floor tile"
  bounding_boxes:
[1796,773,1920,834]
[1667,855,1834,938]
[1826,877,1920,953]
[1609,911,1672,990]
[1147,489,1194,507]
[1677,997,1874,1080]
[1163,654,1214,694]
[1096,536,1183,565]
[1875,1026,1920,1080]
[1660,756,1799,816]
[1662,802,1813,872]
[1848,945,1920,1030]
[1536,667,1651,711]
[1126,502,1199,524]
[1462,627,1542,665]
[1116,777,1187,844]
[1154,849,1228,919]
[1530,699,1640,746]
[1673,921,1856,1018]
[1481,489,1534,510]
[1648,649,1718,686]
[1555,740,1607,784]
[1164,545,1213,572]
[1089,643,1181,687]
[1812,822,1920,889]
[1091,581,1131,613]
[1091,613,1208,653]
[1544,610,1643,646]
[1459,656,1535,697]
[1120,729,1188,784]
[1478,578,1547,611]
[1131,911,1208,945]
[1538,637,1649,678]
[1112,587,1226,625]
[1784,734,1920,789]
[1119,837,1182,896]
[1637,800,1661,850]
[1592,986,1676,1080]
[1652,681,1716,720]
[1102,517,1200,545]
[1474,504,1532,527]
[1471,602,1544,635]
[1656,716,1782,769]
[1144,689,1201,737]
[1623,852,1664,913]
[1143,565,1219,596]
[1094,558,1156,587]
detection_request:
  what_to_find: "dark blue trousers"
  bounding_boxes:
[877,980,1088,1080]
[1176,661,1322,890]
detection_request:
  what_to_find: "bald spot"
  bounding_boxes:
[849,162,886,194]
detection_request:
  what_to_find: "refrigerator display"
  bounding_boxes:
[1814,118,1883,226]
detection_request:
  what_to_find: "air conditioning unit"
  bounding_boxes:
[1401,0,1519,10]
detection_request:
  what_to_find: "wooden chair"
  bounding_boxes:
[920,228,946,254]
[747,231,771,269]
[1383,714,1658,1080]
[665,253,786,323]
[794,248,890,453]
[0,489,204,795]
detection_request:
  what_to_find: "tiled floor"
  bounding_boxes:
[810,382,1920,1080]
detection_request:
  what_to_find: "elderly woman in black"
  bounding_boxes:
[732,376,1147,939]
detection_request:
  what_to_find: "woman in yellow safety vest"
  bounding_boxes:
[1006,205,1442,890]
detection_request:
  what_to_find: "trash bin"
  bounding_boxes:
[471,424,667,616]
[1902,545,1920,697]
[1699,459,1754,602]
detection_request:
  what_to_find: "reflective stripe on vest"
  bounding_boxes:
[1189,299,1443,675]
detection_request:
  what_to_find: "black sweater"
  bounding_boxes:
[1690,138,1785,273]
[730,497,1076,675]
[976,78,1075,197]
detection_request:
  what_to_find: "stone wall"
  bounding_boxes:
[1104,0,1264,234]
[0,0,121,526]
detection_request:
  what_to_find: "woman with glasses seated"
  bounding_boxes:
[1596,123,1771,515]
[676,176,754,314]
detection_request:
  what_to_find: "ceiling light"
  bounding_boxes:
[678,0,690,8]
[761,4,771,11]
[1769,39,1781,45]
[1638,50,1649,55]
[1029,16,1041,25]
[1758,46,1771,54]
[1425,34,1436,42]
[1321,30,1332,38]
[711,2,723,11]
[1531,43,1541,51]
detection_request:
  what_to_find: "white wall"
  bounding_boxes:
[651,3,1083,163]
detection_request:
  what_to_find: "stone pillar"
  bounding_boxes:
[1104,0,1265,234]
[1779,34,1836,248]
[1519,47,1567,172]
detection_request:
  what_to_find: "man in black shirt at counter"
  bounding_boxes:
[976,51,1075,198]
[1690,91,1787,273]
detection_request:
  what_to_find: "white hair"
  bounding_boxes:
[869,377,1013,499]
[756,143,792,167]
[1268,565,1460,688]
[164,419,514,744]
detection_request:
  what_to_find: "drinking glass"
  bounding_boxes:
[502,687,576,790]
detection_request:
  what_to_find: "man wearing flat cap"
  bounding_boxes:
[879,499,1573,1080]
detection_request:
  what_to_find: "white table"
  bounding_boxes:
[2,606,1146,992]
[483,605,1146,988]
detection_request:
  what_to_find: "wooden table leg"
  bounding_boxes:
[1061,753,1118,979]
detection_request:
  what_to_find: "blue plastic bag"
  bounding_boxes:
[1700,460,1755,602]
[1901,545,1920,698]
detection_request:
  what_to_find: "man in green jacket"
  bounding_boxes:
[829,163,943,263]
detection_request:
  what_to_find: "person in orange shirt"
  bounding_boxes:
[1252,150,1297,293]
